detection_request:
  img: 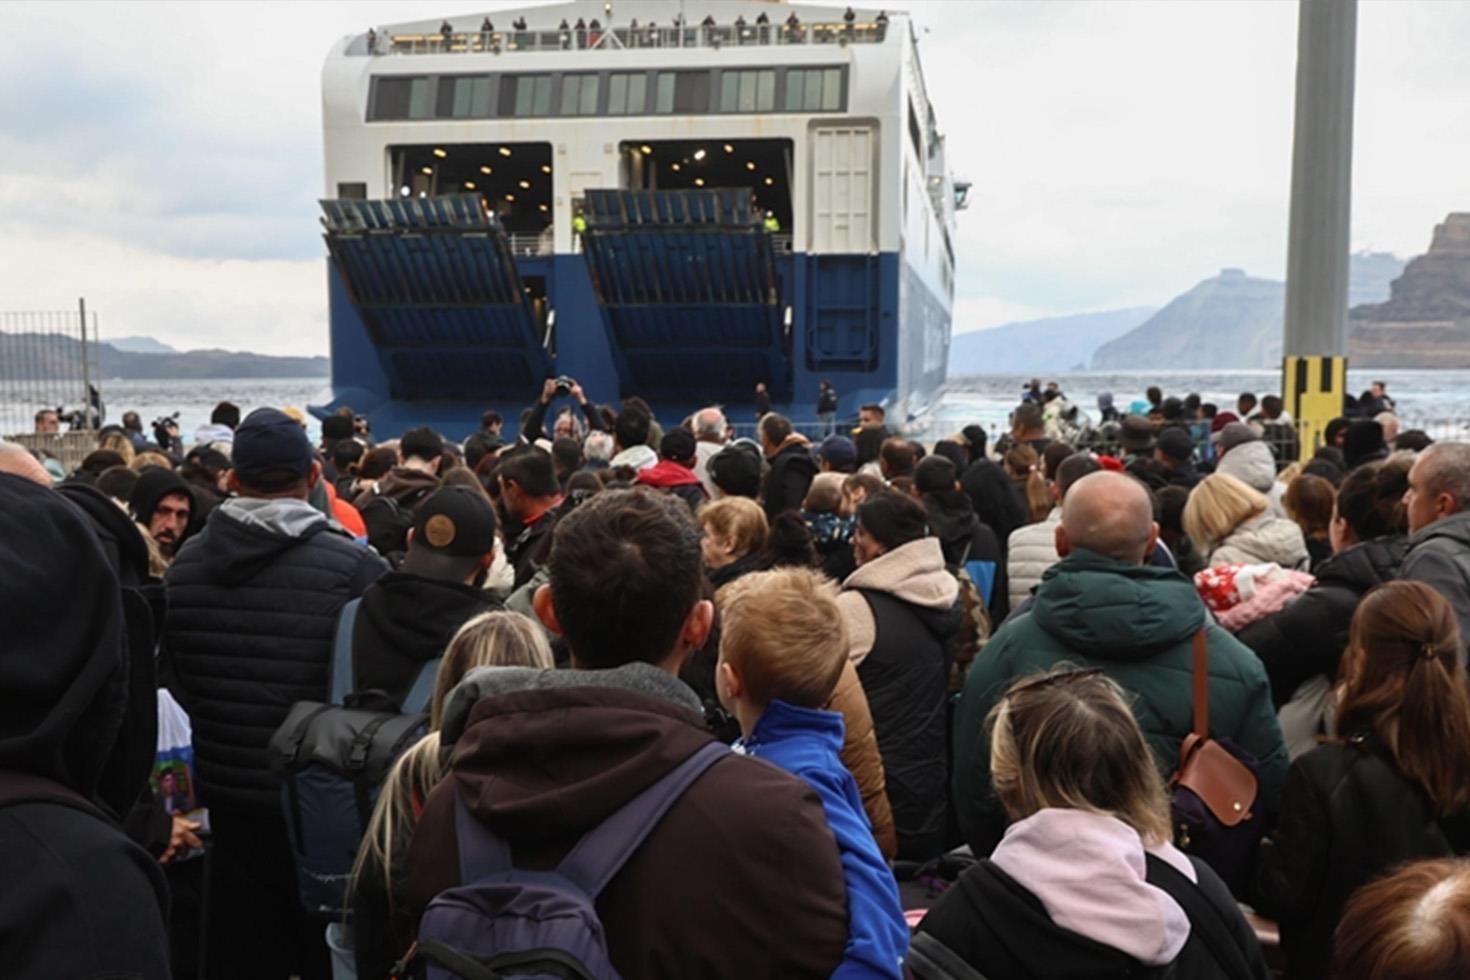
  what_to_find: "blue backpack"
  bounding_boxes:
[268,598,440,918]
[405,742,728,980]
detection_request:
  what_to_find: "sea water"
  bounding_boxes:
[9,369,1470,444]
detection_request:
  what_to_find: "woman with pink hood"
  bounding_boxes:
[909,669,1268,979]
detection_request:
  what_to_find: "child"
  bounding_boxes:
[717,567,908,979]
[800,472,856,581]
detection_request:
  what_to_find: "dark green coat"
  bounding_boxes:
[952,548,1288,855]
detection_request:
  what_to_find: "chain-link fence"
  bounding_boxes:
[0,304,100,440]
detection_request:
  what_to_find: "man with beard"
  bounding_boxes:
[130,467,193,563]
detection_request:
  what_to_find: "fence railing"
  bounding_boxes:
[0,302,100,440]
[374,21,889,56]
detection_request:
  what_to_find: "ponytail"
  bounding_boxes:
[1396,647,1470,816]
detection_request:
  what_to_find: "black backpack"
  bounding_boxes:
[359,487,434,566]
[267,598,439,918]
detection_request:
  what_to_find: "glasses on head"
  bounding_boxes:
[1004,667,1104,701]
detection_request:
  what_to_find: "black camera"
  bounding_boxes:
[554,375,574,397]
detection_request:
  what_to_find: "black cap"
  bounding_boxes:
[129,466,190,523]
[816,434,857,469]
[1155,426,1194,462]
[233,408,314,490]
[412,486,497,557]
[708,440,762,498]
[660,428,696,462]
[321,415,354,441]
[400,426,445,462]
[914,455,958,494]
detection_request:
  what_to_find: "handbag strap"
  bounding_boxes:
[330,598,363,706]
[1191,627,1209,740]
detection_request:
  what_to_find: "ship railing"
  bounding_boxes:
[506,233,552,257]
[372,21,888,56]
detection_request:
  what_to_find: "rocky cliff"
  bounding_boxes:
[1349,214,1470,367]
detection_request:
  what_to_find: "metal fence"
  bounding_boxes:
[375,21,888,57]
[0,302,100,439]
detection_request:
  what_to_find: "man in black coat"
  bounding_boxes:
[759,412,817,520]
[0,473,170,979]
[165,408,387,980]
[352,486,501,706]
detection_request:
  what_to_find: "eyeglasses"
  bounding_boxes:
[1005,667,1104,700]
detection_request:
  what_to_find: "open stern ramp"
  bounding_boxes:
[581,189,790,403]
[320,195,548,401]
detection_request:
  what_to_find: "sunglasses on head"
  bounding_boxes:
[1005,667,1104,700]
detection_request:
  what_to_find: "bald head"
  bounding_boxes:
[0,442,52,487]
[1058,471,1157,564]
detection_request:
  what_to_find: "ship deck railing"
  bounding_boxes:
[371,21,888,57]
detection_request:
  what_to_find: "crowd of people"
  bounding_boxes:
[3,373,1470,980]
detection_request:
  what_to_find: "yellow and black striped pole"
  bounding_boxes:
[1283,354,1346,461]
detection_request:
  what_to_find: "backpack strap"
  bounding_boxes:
[556,741,727,896]
[330,597,364,705]
[401,657,441,715]
[454,790,515,882]
[0,770,110,824]
[1144,854,1255,980]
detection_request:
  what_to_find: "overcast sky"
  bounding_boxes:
[1,0,1465,355]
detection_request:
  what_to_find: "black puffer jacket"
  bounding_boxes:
[165,497,387,813]
[1253,734,1470,980]
[764,438,818,519]
[923,489,1009,624]
[1236,535,1406,706]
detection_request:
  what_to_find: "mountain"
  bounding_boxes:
[949,307,1157,375]
[1091,252,1406,370]
[1352,213,1470,367]
[106,335,177,354]
[0,331,328,380]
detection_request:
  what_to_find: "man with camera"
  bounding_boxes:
[520,375,607,444]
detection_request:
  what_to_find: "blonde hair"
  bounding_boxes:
[351,611,553,910]
[131,451,173,473]
[718,567,848,711]
[988,668,1172,846]
[98,431,135,465]
[1005,445,1051,523]
[698,496,768,558]
[1182,471,1267,551]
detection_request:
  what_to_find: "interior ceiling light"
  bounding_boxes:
[538,203,548,212]
[764,176,774,185]
[464,181,476,189]
[420,166,433,174]
[694,177,705,186]
[518,179,531,189]
[505,193,515,201]
[745,161,756,171]
[540,164,552,174]
[399,185,410,197]
[499,146,512,157]
[640,144,653,154]
[480,165,493,175]
[693,148,707,161]
[432,147,447,158]
[723,143,734,153]
[671,162,682,172]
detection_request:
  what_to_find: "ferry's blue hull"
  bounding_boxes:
[319,249,948,440]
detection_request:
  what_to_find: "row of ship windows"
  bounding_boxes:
[368,67,847,121]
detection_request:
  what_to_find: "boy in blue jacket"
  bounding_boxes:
[716,567,909,979]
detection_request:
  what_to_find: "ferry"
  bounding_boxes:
[317,1,965,438]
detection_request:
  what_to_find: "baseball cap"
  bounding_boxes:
[1155,427,1194,462]
[708,440,763,498]
[411,486,497,558]
[1214,421,1260,451]
[232,408,315,490]
[660,428,696,462]
[816,434,857,470]
[400,426,445,462]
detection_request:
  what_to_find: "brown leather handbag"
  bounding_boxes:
[1169,627,1265,895]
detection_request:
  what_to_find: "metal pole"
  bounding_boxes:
[1281,0,1357,461]
[78,297,93,431]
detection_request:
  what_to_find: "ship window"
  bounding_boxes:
[607,73,647,114]
[783,69,844,112]
[502,74,553,117]
[655,71,710,114]
[560,74,600,116]
[445,76,492,118]
[719,70,775,113]
[371,76,436,120]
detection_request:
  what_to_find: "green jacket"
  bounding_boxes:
[952,548,1288,855]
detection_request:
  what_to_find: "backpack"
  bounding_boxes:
[359,488,433,566]
[947,546,993,694]
[402,742,728,980]
[267,598,440,918]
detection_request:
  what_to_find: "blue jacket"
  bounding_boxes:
[740,700,908,979]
